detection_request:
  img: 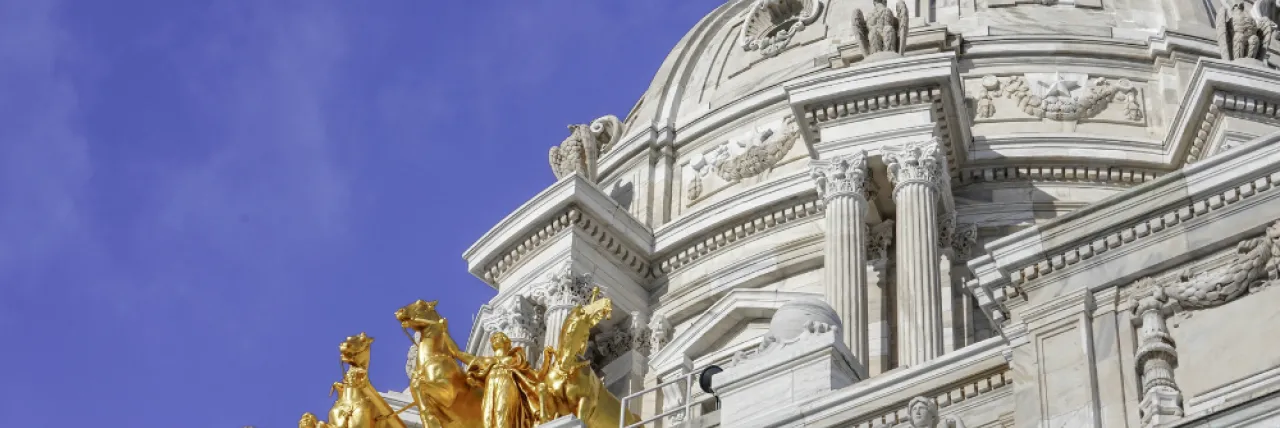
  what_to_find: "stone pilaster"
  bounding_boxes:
[530,263,594,351]
[1130,278,1183,427]
[884,139,947,367]
[650,129,676,226]
[809,151,872,366]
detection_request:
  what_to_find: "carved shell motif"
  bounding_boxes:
[740,0,825,57]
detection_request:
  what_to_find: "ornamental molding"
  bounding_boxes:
[739,0,825,58]
[1186,91,1280,164]
[804,87,941,126]
[969,73,1144,123]
[954,165,1162,187]
[981,172,1280,313]
[480,205,653,284]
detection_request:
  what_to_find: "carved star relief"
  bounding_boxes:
[1037,71,1079,98]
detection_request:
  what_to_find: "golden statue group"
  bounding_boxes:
[298,288,640,428]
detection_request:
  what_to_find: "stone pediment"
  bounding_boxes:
[648,289,819,377]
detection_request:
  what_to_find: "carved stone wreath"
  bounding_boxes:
[740,0,825,58]
[972,73,1143,122]
[687,116,800,201]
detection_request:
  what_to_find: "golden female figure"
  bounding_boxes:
[466,332,542,428]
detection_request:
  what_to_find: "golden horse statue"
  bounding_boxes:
[536,291,641,427]
[299,333,407,428]
[392,300,484,428]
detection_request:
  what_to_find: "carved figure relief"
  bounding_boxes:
[1217,0,1277,63]
[971,73,1143,123]
[548,115,623,183]
[685,115,801,204]
[897,396,966,428]
[852,0,910,60]
[740,0,825,58]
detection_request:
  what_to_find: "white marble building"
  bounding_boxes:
[386,0,1280,426]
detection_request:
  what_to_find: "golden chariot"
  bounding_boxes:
[297,289,640,428]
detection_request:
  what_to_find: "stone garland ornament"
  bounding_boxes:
[740,0,825,58]
[686,115,800,202]
[548,115,624,183]
[1162,219,1280,311]
[972,73,1143,122]
[852,0,910,61]
[1217,0,1277,64]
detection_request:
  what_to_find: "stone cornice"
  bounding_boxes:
[654,170,813,253]
[966,129,1280,332]
[795,337,1010,426]
[463,174,653,288]
[658,198,822,274]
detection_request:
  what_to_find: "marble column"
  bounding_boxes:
[1130,278,1183,426]
[884,139,947,367]
[809,151,871,366]
[532,263,593,351]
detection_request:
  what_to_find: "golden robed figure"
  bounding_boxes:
[299,290,639,428]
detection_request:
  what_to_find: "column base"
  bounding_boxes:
[1140,386,1184,426]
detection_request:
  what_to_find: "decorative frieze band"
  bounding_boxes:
[481,206,653,284]
[658,198,824,274]
[994,171,1280,303]
[954,165,1162,186]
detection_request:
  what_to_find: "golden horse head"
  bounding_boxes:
[339,332,375,369]
[298,412,320,428]
[395,300,444,333]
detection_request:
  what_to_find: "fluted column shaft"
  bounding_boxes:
[884,140,946,367]
[810,152,871,366]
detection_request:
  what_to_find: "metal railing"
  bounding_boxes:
[619,370,717,428]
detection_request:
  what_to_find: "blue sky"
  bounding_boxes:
[0,1,721,426]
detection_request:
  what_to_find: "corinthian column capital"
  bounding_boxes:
[809,151,871,203]
[883,139,946,194]
[482,296,541,342]
[530,262,593,309]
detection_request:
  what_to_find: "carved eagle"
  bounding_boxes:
[1216,0,1277,62]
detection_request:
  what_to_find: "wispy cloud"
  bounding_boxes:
[0,0,93,290]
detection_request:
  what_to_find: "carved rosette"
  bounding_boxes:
[883,139,945,194]
[809,151,870,203]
